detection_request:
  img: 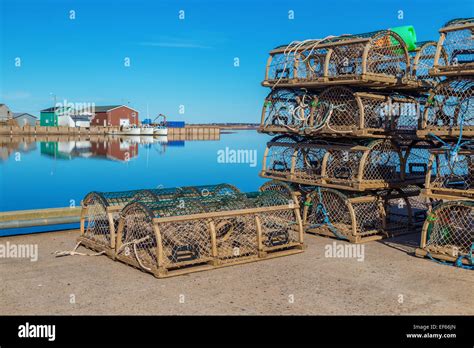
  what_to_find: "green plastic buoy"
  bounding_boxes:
[389,25,417,51]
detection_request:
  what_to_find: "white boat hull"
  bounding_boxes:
[108,128,141,135]
[140,128,154,135]
[154,128,168,136]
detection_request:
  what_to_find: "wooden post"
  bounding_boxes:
[255,215,265,257]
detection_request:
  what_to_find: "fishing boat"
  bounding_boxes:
[108,125,141,135]
[153,125,168,136]
[153,113,168,135]
[140,125,154,135]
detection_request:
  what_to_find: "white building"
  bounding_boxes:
[57,114,91,128]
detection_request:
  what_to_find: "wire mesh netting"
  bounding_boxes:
[420,77,474,137]
[264,30,412,88]
[432,18,474,75]
[421,200,473,262]
[410,41,447,83]
[115,191,303,277]
[80,183,242,251]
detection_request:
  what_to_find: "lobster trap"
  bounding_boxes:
[259,89,311,134]
[410,41,448,85]
[302,187,422,243]
[115,191,304,278]
[262,30,417,89]
[422,147,474,200]
[430,18,474,76]
[78,184,242,256]
[418,77,474,139]
[259,87,423,137]
[415,200,473,266]
[261,137,426,191]
[310,87,423,137]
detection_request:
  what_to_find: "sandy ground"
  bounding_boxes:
[0,229,472,315]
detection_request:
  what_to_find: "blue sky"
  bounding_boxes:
[0,0,472,123]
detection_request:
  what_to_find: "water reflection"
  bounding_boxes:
[0,138,37,160]
[0,133,216,162]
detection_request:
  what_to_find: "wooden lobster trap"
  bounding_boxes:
[78,184,242,256]
[430,18,474,77]
[422,147,474,200]
[114,191,304,278]
[410,41,448,85]
[259,86,423,137]
[260,134,302,181]
[259,89,312,134]
[415,200,473,266]
[310,87,423,137]
[262,30,417,89]
[261,138,426,191]
[418,77,474,139]
[302,186,422,243]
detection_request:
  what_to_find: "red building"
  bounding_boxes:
[90,105,139,127]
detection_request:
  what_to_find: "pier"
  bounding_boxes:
[0,125,220,138]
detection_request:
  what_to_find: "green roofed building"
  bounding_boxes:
[40,106,72,126]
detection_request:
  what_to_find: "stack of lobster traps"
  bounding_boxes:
[259,19,473,250]
[78,183,304,278]
[414,18,474,268]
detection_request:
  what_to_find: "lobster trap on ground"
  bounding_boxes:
[418,77,474,139]
[430,18,474,77]
[259,87,424,137]
[78,184,242,256]
[114,191,304,278]
[302,186,424,243]
[260,136,427,191]
[422,147,474,200]
[262,30,419,89]
[415,200,473,266]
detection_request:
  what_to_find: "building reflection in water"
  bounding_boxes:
[0,132,212,161]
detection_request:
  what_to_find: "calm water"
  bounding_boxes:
[0,130,271,236]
